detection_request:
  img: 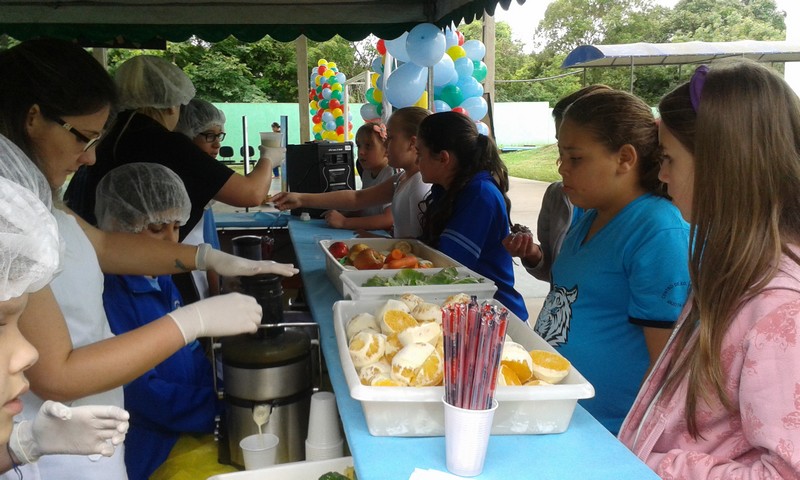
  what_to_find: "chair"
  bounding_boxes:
[240,146,255,159]
[219,146,234,160]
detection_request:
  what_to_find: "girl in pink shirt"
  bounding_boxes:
[617,59,800,479]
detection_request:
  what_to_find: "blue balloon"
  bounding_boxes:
[371,56,384,73]
[385,62,427,108]
[335,72,347,84]
[454,56,474,80]
[459,96,488,121]
[322,111,334,123]
[376,74,385,89]
[462,40,486,61]
[406,23,446,67]
[432,55,456,87]
[385,32,410,63]
[322,88,332,100]
[433,100,452,113]
[457,76,484,99]
[325,121,336,131]
[360,103,380,122]
[444,27,459,49]
[475,121,490,136]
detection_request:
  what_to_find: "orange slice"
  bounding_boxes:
[370,374,406,387]
[380,309,418,336]
[348,330,386,369]
[413,348,443,387]
[496,364,522,386]
[501,342,534,383]
[530,350,570,384]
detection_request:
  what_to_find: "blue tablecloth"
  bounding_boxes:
[289,218,659,480]
[214,211,289,229]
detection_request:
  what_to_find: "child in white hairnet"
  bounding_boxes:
[0,172,129,474]
[95,163,233,480]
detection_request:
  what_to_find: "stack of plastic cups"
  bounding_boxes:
[305,391,344,461]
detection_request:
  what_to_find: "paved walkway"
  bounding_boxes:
[215,175,551,319]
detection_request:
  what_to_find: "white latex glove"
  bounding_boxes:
[258,145,286,169]
[168,292,262,344]
[9,401,130,463]
[196,244,299,277]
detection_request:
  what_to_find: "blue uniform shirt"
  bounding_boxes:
[535,194,690,434]
[103,274,220,480]
[432,171,528,320]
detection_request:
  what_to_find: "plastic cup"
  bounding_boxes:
[443,396,498,477]
[259,132,282,148]
[306,391,342,446]
[239,433,279,470]
[305,437,344,461]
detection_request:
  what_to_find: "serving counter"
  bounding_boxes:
[288,218,660,480]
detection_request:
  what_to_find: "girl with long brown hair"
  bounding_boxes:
[618,59,800,478]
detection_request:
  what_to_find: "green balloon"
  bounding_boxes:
[335,116,345,127]
[473,61,487,82]
[319,99,330,110]
[440,85,464,109]
[366,88,380,106]
[331,90,343,101]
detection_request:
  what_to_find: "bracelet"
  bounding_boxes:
[195,243,211,271]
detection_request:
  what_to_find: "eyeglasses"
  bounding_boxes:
[43,112,103,152]
[199,132,226,143]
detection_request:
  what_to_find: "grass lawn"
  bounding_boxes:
[228,143,561,182]
[500,144,561,182]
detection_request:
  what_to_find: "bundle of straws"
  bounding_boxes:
[442,297,509,410]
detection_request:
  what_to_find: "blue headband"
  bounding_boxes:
[689,65,709,112]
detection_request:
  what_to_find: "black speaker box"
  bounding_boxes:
[286,142,356,218]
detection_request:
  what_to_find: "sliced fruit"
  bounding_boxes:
[383,333,402,363]
[413,347,443,386]
[496,363,522,386]
[530,350,571,384]
[500,341,534,383]
[358,361,390,385]
[399,293,425,311]
[348,330,386,369]
[443,293,471,306]
[375,299,410,330]
[345,312,379,341]
[391,342,434,386]
[524,379,554,386]
[380,309,418,336]
[370,374,406,387]
[411,302,442,324]
[397,322,441,347]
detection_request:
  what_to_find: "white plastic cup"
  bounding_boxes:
[306,391,342,446]
[239,433,279,470]
[259,131,282,148]
[305,437,344,461]
[443,396,498,477]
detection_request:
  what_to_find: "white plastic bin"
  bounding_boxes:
[339,267,496,300]
[333,298,595,437]
[207,456,353,480]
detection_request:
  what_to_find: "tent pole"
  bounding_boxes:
[295,35,310,143]
[482,11,496,118]
[630,56,634,93]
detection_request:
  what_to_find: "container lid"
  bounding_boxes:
[221,328,311,368]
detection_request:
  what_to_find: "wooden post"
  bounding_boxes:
[92,47,108,68]
[295,35,310,143]
[482,11,496,118]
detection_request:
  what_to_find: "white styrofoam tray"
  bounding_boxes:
[319,238,462,296]
[333,298,595,437]
[339,266,497,301]
[207,456,353,480]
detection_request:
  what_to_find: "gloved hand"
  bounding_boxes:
[9,401,130,464]
[258,145,285,169]
[196,244,299,277]
[168,292,262,344]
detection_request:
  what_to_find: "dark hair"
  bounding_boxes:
[386,106,430,138]
[552,84,611,126]
[417,111,511,243]
[563,89,665,196]
[0,38,117,161]
[657,82,695,155]
[271,122,280,128]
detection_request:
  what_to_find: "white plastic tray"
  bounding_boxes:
[339,267,497,300]
[207,456,353,480]
[333,298,595,436]
[319,238,462,296]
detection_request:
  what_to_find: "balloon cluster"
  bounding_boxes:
[310,59,354,142]
[364,24,490,135]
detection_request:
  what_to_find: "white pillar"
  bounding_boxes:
[779,0,800,95]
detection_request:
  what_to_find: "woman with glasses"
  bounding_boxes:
[64,55,279,243]
[0,39,298,480]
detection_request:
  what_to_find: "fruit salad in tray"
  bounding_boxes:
[332,293,595,436]
[318,238,464,296]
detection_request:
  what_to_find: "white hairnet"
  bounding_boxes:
[176,98,226,139]
[94,163,191,234]
[0,176,61,301]
[0,134,53,210]
[115,55,195,110]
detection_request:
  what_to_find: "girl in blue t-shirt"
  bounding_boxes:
[534,89,691,435]
[415,111,528,321]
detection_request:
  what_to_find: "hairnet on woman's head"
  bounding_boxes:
[175,98,226,139]
[0,134,53,209]
[115,55,195,110]
[0,176,61,301]
[95,163,191,234]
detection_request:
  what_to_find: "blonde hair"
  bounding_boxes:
[659,59,800,436]
[386,106,430,138]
